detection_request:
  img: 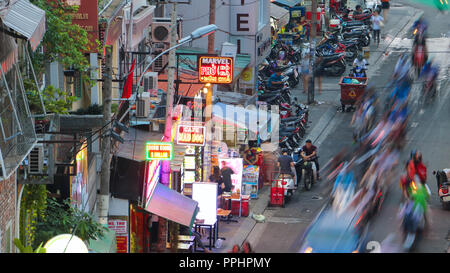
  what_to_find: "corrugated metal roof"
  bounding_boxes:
[3,0,45,40]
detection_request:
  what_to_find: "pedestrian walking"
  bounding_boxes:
[313,55,324,95]
[300,52,311,93]
[371,10,384,46]
[380,0,390,22]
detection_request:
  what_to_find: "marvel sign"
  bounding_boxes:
[198,56,233,84]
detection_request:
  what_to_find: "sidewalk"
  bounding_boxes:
[203,5,424,253]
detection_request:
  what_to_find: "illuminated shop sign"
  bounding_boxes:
[145,142,173,161]
[177,125,206,146]
[198,56,233,84]
[143,160,161,208]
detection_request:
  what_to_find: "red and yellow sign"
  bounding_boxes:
[116,235,128,253]
[198,56,233,84]
[177,125,206,146]
[145,142,173,161]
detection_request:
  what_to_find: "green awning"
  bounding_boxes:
[88,225,117,253]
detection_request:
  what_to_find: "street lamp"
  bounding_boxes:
[136,24,218,88]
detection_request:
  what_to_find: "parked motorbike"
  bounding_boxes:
[433,170,450,210]
[282,65,300,88]
[315,52,347,76]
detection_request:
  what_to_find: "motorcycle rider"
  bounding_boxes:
[407,150,427,185]
[353,5,363,17]
[394,53,411,80]
[277,148,295,176]
[300,139,320,180]
[277,148,296,186]
[267,68,284,90]
[412,16,428,38]
[420,58,439,93]
[352,53,368,77]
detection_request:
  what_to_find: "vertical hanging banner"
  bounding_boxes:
[66,0,99,53]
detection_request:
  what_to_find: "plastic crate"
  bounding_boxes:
[231,197,250,217]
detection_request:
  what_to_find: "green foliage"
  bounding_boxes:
[33,198,108,248]
[19,185,48,248]
[30,0,93,72]
[14,239,46,253]
[24,79,76,114]
[72,103,103,115]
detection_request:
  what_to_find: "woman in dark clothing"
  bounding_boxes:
[209,166,224,195]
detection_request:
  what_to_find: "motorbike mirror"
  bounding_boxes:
[432,170,436,175]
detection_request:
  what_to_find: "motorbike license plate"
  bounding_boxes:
[443,196,450,202]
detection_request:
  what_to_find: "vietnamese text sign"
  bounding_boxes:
[116,235,128,253]
[198,56,233,84]
[108,220,128,234]
[145,142,173,161]
[177,125,206,146]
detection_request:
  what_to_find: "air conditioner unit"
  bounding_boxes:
[151,19,171,43]
[136,92,151,118]
[143,72,158,93]
[151,52,167,72]
[28,143,44,174]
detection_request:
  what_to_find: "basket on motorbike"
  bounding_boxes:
[338,76,368,112]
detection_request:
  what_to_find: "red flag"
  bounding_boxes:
[121,59,135,99]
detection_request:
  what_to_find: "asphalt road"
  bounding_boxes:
[252,1,450,253]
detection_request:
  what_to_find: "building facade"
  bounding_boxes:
[165,0,271,94]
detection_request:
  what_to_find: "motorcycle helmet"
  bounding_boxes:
[356,53,363,62]
[414,151,422,164]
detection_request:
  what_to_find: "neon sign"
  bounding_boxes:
[145,142,173,161]
[198,56,233,84]
[143,160,161,207]
[177,125,206,146]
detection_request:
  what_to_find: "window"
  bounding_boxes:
[258,0,267,30]
[73,71,83,98]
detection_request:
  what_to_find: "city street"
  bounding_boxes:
[247,0,450,253]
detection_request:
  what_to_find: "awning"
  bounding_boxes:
[115,127,163,162]
[0,25,18,74]
[272,0,302,8]
[2,0,46,51]
[270,3,290,28]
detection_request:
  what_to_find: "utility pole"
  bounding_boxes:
[157,1,178,253]
[165,3,177,123]
[127,0,134,51]
[203,0,215,181]
[98,45,113,225]
[308,0,318,105]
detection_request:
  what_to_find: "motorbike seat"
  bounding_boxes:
[343,31,363,37]
[280,126,297,132]
[345,21,364,26]
[281,116,301,122]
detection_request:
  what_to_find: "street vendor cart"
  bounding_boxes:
[338,76,368,112]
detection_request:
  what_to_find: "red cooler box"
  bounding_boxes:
[231,196,250,217]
